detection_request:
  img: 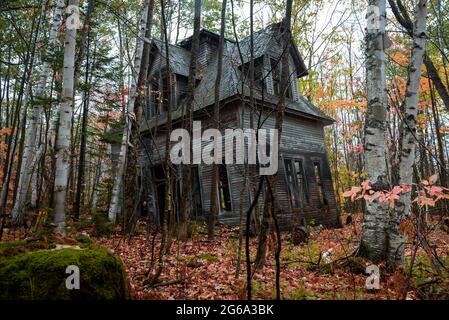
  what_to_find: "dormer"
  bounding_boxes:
[178,29,227,73]
[235,23,308,103]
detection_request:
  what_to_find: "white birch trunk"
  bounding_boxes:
[53,0,79,233]
[359,0,390,261]
[389,0,428,264]
[108,0,151,223]
[11,0,65,223]
[31,169,38,208]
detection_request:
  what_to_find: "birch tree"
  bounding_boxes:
[359,0,429,266]
[53,0,80,233]
[108,0,151,223]
[358,0,390,262]
[11,0,65,224]
[389,0,428,265]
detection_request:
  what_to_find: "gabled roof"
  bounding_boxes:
[177,28,235,50]
[237,23,308,77]
[151,38,191,77]
[145,24,333,129]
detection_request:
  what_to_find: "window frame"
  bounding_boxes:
[313,161,328,206]
[217,164,232,213]
[270,58,292,99]
[283,157,308,208]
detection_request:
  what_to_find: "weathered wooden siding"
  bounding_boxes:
[229,105,339,228]
[138,101,339,229]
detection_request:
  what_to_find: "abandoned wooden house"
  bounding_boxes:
[116,23,340,230]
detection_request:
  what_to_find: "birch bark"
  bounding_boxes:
[53,0,80,233]
[108,0,151,223]
[358,0,390,262]
[389,0,428,265]
[11,0,65,223]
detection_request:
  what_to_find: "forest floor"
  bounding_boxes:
[92,213,449,300]
[2,213,449,300]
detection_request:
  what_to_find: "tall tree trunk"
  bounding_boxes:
[11,0,65,224]
[208,0,227,240]
[72,0,97,220]
[53,0,80,234]
[150,0,174,284]
[390,0,428,266]
[388,0,449,113]
[358,0,390,262]
[123,0,154,234]
[108,0,152,223]
[254,0,292,270]
[72,29,92,221]
[178,0,201,241]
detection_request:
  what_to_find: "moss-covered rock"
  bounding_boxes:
[0,246,129,300]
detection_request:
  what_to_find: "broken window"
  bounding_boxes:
[150,79,161,116]
[150,72,174,116]
[177,75,189,104]
[161,74,170,114]
[191,166,202,217]
[313,161,327,206]
[240,57,264,92]
[284,158,308,208]
[218,164,232,212]
[270,58,292,99]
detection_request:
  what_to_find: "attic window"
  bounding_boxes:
[270,58,292,99]
[240,57,264,91]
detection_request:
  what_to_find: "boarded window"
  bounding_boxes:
[284,158,308,208]
[313,161,327,206]
[218,165,232,212]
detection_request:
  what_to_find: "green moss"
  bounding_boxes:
[75,234,92,248]
[178,253,219,263]
[284,284,315,300]
[100,131,123,144]
[92,210,113,236]
[187,220,201,238]
[197,253,219,262]
[340,257,367,274]
[0,247,129,300]
[77,215,93,229]
[0,240,52,257]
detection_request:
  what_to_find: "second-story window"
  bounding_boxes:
[150,79,162,116]
[161,74,170,114]
[240,57,264,92]
[270,58,292,99]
